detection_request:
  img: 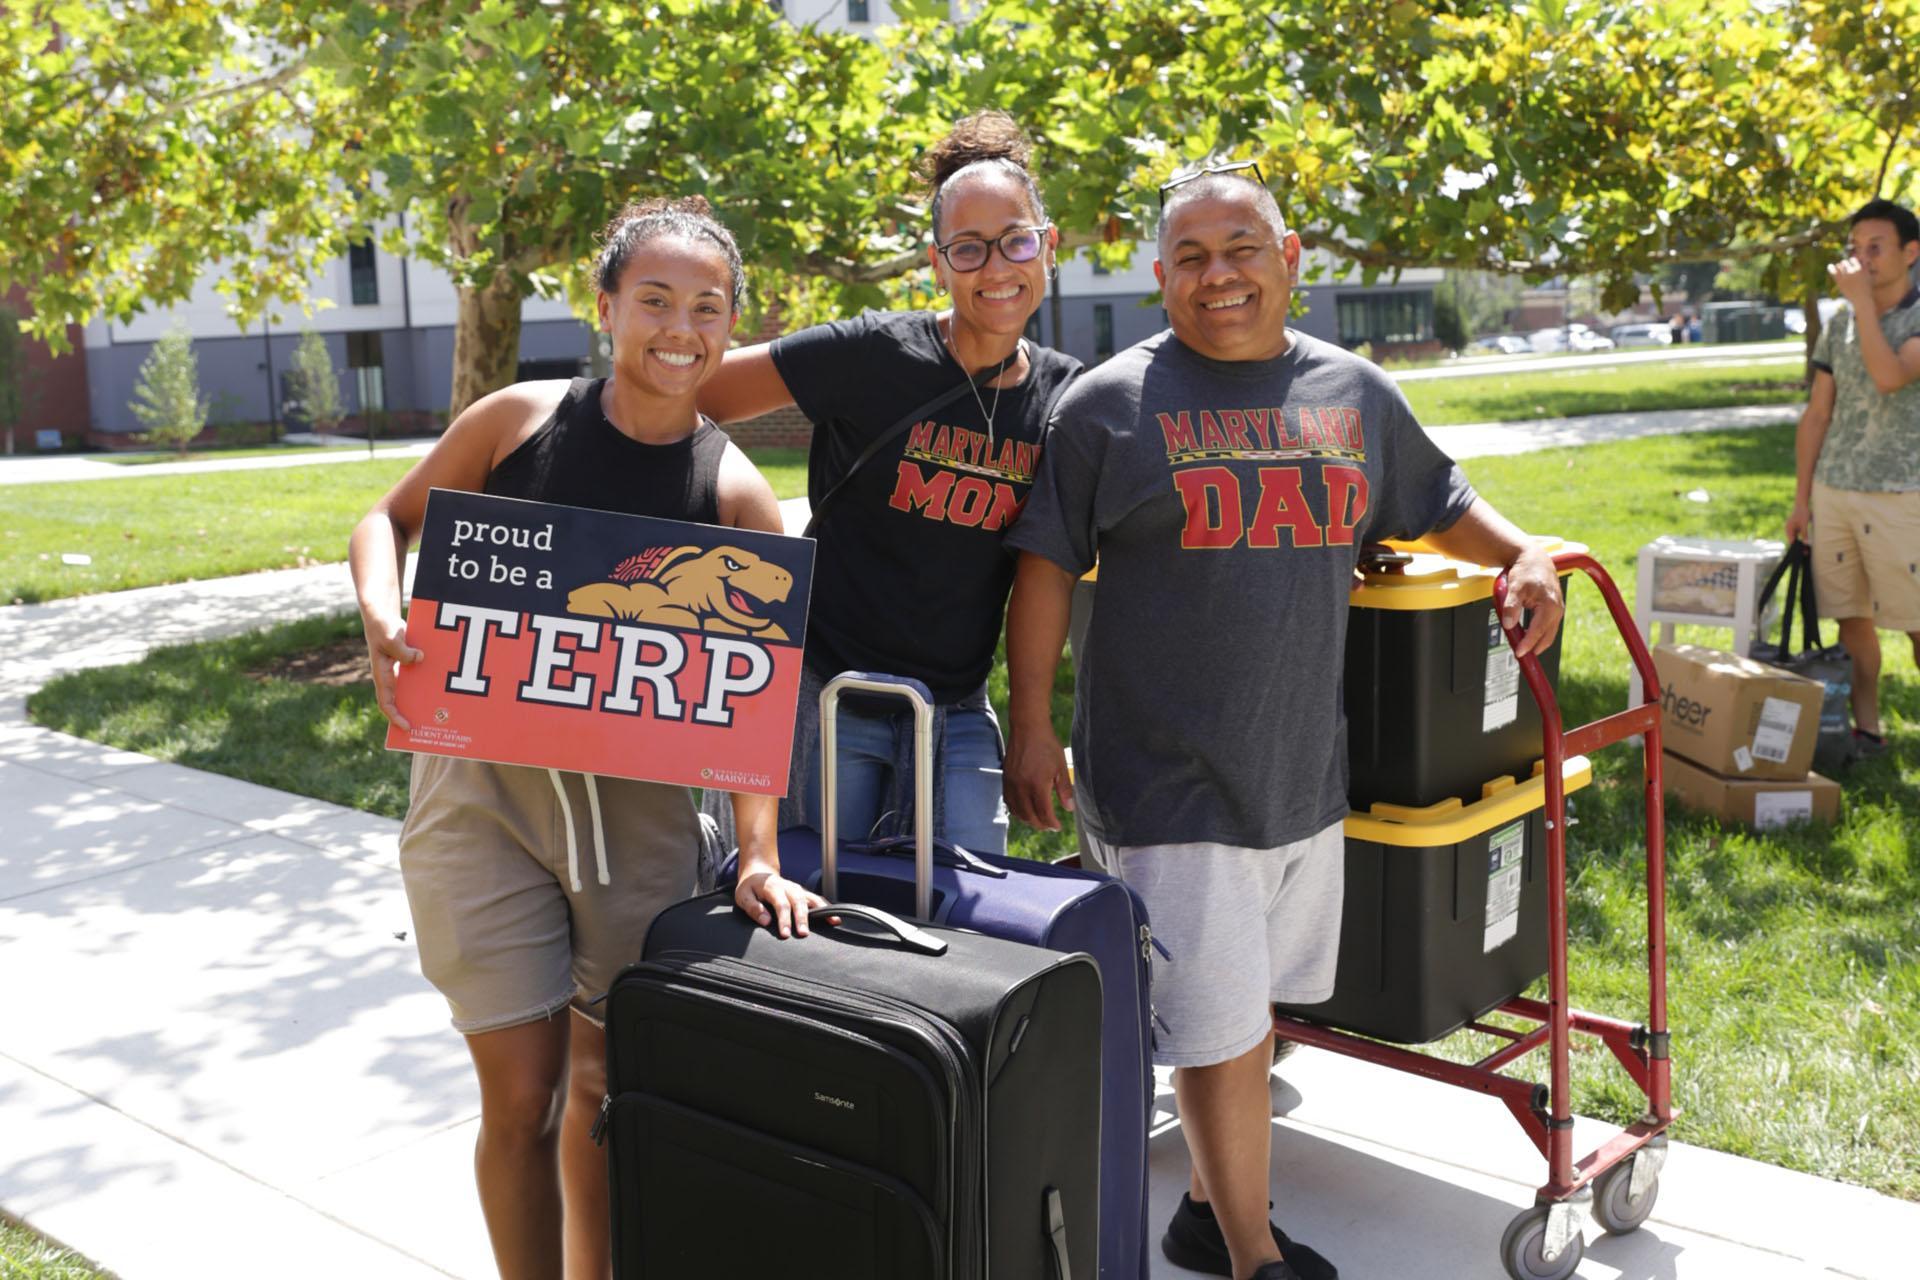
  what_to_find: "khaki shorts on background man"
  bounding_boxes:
[1811,481,1920,631]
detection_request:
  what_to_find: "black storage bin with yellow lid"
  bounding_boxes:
[1345,539,1578,809]
[1275,757,1592,1044]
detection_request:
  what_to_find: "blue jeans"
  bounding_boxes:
[803,697,1009,856]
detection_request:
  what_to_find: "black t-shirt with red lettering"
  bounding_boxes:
[1007,328,1476,849]
[772,310,1081,702]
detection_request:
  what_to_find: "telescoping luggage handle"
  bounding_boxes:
[819,672,936,919]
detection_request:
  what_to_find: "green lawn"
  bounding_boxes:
[0,459,419,604]
[26,422,1919,1200]
[1,361,1798,605]
[0,449,812,605]
[0,1221,110,1280]
[1401,356,1806,425]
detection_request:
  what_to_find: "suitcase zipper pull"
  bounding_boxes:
[590,1094,612,1147]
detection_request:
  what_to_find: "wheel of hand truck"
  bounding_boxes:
[1591,1153,1660,1235]
[1499,1204,1585,1280]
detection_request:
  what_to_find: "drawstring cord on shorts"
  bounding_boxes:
[548,769,611,893]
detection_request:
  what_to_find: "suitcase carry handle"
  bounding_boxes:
[819,672,936,917]
[807,902,949,957]
[843,833,1010,878]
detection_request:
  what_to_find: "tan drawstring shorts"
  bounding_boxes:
[399,755,701,1034]
[1810,482,1920,631]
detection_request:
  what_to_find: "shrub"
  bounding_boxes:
[129,324,209,455]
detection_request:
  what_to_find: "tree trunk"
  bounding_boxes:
[1802,294,1822,386]
[448,272,524,422]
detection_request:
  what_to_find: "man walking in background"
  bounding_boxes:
[1785,198,1920,754]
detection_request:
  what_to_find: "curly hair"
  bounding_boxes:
[921,110,1048,239]
[594,195,747,311]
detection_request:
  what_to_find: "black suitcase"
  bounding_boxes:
[604,893,1104,1279]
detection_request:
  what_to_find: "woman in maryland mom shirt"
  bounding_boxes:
[700,111,1080,855]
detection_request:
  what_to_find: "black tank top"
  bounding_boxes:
[485,377,727,524]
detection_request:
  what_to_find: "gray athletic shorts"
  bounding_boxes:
[399,756,700,1035]
[1086,821,1345,1068]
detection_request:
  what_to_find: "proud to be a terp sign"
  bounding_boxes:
[388,488,815,796]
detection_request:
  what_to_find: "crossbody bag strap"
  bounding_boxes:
[802,344,1023,538]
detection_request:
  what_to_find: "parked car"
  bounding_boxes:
[1528,324,1616,353]
[1610,322,1674,348]
[1467,334,1532,355]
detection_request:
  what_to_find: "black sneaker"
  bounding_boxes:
[1161,1192,1339,1280]
[1251,1264,1304,1280]
[1853,728,1889,758]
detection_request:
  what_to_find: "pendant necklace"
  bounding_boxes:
[945,318,1021,449]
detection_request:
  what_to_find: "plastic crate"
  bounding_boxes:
[1345,541,1578,809]
[1275,757,1593,1044]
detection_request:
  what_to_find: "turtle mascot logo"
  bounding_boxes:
[566,545,794,640]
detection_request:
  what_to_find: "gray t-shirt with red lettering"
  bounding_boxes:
[1007,328,1476,849]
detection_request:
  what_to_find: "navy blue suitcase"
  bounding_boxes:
[726,672,1155,1280]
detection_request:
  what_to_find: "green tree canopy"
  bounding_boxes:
[3,0,1915,412]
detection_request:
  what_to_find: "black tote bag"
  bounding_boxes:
[1750,540,1855,773]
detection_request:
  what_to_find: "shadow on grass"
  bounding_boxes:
[27,613,409,820]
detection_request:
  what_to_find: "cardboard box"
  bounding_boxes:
[1662,752,1840,829]
[1651,643,1822,779]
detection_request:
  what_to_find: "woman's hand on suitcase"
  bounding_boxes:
[734,865,831,939]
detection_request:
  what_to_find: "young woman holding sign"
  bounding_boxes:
[699,111,1081,856]
[349,196,824,1280]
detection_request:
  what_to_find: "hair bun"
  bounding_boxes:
[920,110,1032,191]
[594,196,746,309]
[619,194,715,219]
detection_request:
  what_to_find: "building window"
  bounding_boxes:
[1091,260,1110,276]
[1093,304,1114,361]
[346,331,385,413]
[847,0,870,21]
[348,242,379,306]
[1336,291,1434,347]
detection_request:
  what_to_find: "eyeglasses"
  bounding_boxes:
[1158,161,1267,208]
[934,225,1049,273]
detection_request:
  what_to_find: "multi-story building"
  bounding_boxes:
[82,247,590,440]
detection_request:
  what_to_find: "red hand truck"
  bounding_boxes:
[1272,551,1675,1280]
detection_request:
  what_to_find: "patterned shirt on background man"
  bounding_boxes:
[1811,287,1920,492]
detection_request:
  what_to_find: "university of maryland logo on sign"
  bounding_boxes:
[388,490,815,796]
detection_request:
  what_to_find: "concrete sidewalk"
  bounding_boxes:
[0,438,436,486]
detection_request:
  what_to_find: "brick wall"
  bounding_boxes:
[4,286,90,450]
[723,405,814,451]
[721,306,815,451]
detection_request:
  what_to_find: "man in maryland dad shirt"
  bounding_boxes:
[1003,171,1565,1280]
